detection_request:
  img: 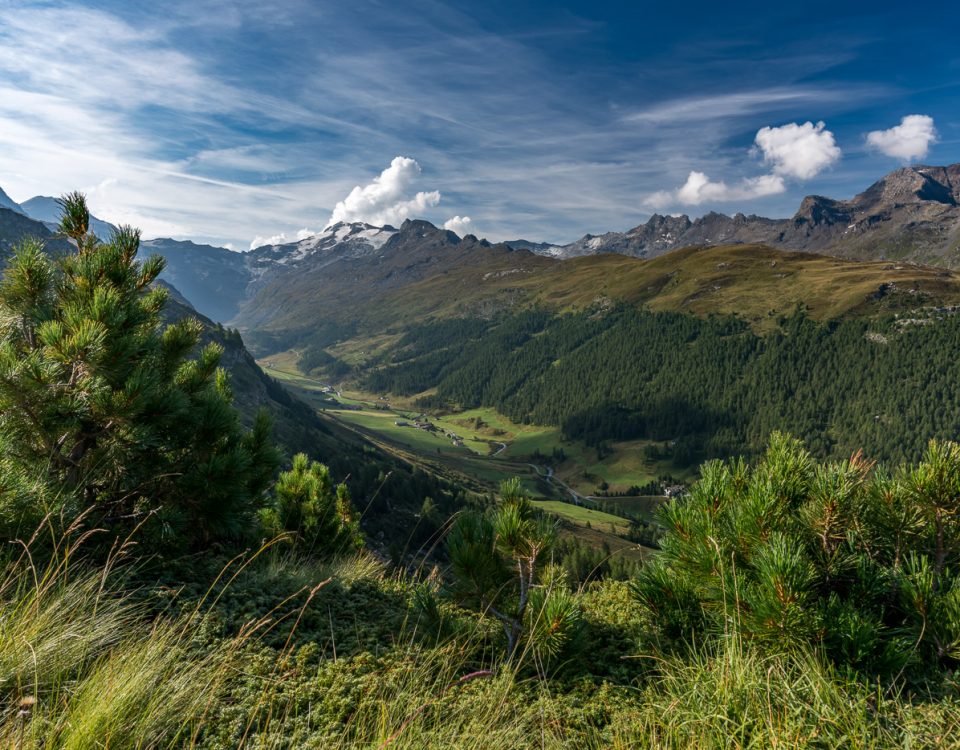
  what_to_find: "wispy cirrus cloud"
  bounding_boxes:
[0,0,943,247]
[622,88,845,124]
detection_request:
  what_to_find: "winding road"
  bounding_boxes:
[527,463,586,504]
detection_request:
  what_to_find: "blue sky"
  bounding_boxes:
[0,0,957,249]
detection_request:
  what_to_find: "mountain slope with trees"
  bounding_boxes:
[0,198,464,550]
[356,303,960,470]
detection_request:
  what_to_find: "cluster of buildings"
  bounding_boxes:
[395,417,465,447]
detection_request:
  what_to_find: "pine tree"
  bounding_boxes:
[260,453,362,554]
[632,432,960,679]
[445,477,581,663]
[0,193,279,547]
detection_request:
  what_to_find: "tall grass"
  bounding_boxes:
[0,519,247,749]
[604,636,960,749]
[0,526,958,749]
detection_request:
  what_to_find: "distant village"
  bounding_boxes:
[395,416,464,447]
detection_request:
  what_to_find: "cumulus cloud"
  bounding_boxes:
[646,171,785,208]
[677,172,785,204]
[327,156,441,227]
[866,115,937,161]
[753,121,841,180]
[249,227,317,249]
[443,215,473,236]
[646,120,841,210]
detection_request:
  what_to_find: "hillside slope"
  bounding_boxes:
[0,207,75,262]
[234,220,527,346]
[399,243,960,328]
[144,238,251,322]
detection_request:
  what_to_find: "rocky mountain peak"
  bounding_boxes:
[793,195,850,227]
[629,213,692,235]
[397,218,450,239]
[513,161,960,265]
[854,166,958,210]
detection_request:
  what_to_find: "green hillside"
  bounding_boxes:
[392,243,960,331]
[239,236,960,357]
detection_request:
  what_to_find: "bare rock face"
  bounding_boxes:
[857,166,958,209]
[510,163,960,266]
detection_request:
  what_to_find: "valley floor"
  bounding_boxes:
[258,354,671,560]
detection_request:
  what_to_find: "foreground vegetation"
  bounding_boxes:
[3,506,960,748]
[4,195,960,747]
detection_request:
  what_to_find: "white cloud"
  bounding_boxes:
[623,88,827,124]
[866,115,937,161]
[443,215,473,236]
[646,171,785,208]
[643,190,676,211]
[189,146,293,174]
[753,121,841,180]
[677,172,785,204]
[249,227,317,250]
[327,157,441,227]
[645,120,840,211]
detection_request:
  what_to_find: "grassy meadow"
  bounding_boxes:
[2,524,957,749]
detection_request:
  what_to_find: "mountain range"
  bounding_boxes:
[142,162,960,336]
[3,162,960,342]
[511,164,960,264]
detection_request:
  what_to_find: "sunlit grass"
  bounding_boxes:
[1,525,958,748]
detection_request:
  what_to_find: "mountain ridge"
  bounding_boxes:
[510,163,960,264]
[4,162,960,332]
[20,195,119,241]
[0,187,23,215]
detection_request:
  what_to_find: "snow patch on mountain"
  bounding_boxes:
[245,222,400,287]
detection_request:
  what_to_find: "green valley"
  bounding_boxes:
[258,355,671,561]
